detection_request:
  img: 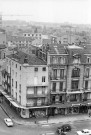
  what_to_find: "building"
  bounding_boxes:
[37,43,91,116]
[6,35,34,49]
[2,51,49,118]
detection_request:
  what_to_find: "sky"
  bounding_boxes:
[0,0,91,24]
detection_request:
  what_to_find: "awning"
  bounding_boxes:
[71,103,81,107]
[10,101,20,108]
[50,103,72,108]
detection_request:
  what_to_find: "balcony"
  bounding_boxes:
[51,89,66,94]
[26,102,49,107]
[26,83,48,87]
[26,93,47,98]
[50,76,66,81]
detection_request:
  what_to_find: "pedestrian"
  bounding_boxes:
[88,109,91,117]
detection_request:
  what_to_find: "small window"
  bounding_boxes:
[20,66,21,70]
[16,81,17,88]
[42,67,46,71]
[42,76,45,82]
[87,57,90,63]
[16,64,17,68]
[34,67,38,72]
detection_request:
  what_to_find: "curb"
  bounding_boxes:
[0,104,11,119]
[0,104,91,126]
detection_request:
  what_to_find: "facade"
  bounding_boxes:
[38,43,91,116]
[1,40,91,118]
[6,35,34,49]
[2,51,49,118]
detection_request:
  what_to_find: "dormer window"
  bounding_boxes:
[73,58,80,64]
[73,53,81,64]
[59,57,65,64]
[87,57,90,63]
[53,56,57,64]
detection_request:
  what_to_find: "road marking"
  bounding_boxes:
[46,133,55,135]
[41,124,50,127]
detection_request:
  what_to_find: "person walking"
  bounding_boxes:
[88,109,91,117]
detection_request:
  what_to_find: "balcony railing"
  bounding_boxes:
[50,76,66,80]
[26,93,48,98]
[26,102,49,107]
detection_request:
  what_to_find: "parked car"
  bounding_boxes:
[77,129,91,135]
[4,118,13,127]
[57,124,71,134]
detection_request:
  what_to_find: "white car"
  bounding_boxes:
[4,118,13,127]
[77,129,91,135]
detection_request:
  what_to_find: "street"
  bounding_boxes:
[0,105,91,135]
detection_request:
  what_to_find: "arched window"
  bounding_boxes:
[72,68,80,77]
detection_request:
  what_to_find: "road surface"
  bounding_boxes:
[0,105,91,135]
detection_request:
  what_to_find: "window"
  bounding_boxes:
[16,64,17,68]
[16,81,17,88]
[87,57,90,63]
[52,82,56,92]
[85,68,89,77]
[59,57,65,64]
[53,69,57,79]
[34,67,38,72]
[42,67,46,71]
[16,92,17,100]
[71,80,79,90]
[60,69,64,79]
[85,81,88,90]
[15,72,17,77]
[19,95,21,103]
[19,84,21,93]
[12,79,13,86]
[72,68,80,77]
[20,66,21,70]
[42,76,45,82]
[59,82,63,91]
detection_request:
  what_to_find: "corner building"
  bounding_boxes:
[2,51,49,118]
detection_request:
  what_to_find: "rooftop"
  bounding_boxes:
[7,51,47,65]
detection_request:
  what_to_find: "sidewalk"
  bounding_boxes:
[0,100,91,126]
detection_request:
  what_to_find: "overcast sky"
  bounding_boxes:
[0,0,91,24]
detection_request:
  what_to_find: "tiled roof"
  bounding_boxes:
[7,51,47,65]
[42,39,51,45]
[48,44,66,54]
[0,44,6,49]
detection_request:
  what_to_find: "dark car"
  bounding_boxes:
[57,124,71,134]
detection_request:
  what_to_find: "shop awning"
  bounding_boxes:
[50,103,72,108]
[10,101,20,108]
